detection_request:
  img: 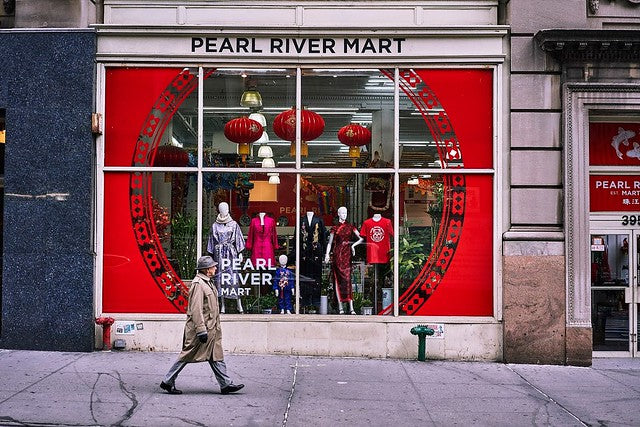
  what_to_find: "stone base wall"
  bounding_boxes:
[503,254,569,364]
[99,317,503,362]
[566,326,592,366]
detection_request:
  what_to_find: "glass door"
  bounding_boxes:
[635,231,640,357]
[590,231,639,356]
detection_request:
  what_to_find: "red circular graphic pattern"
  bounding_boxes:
[129,68,465,315]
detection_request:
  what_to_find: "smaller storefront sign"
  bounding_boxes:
[590,175,640,211]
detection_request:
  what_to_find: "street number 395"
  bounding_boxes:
[621,215,638,226]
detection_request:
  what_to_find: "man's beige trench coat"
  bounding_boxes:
[178,272,224,362]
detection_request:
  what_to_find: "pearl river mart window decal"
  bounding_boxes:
[123,68,467,315]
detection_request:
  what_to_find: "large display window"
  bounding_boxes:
[101,66,494,317]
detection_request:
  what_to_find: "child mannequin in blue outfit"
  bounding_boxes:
[273,254,295,314]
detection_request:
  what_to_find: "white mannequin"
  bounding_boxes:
[324,207,363,315]
[218,201,230,219]
[274,254,294,314]
[217,201,244,314]
[372,213,382,222]
[278,254,288,268]
[258,212,266,226]
[306,211,314,222]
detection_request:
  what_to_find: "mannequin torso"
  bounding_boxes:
[359,215,393,264]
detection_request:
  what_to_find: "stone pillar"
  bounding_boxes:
[0,31,96,351]
[503,241,566,364]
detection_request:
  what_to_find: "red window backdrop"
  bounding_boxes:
[589,122,640,166]
[414,69,493,169]
[102,67,493,315]
[411,174,493,316]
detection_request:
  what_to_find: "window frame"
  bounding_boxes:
[96,63,501,321]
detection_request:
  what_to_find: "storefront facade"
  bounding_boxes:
[93,1,507,360]
[4,1,639,365]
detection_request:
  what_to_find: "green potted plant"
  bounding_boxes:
[170,213,197,281]
[259,294,278,314]
[391,223,431,293]
[244,295,261,314]
[351,292,369,315]
[361,298,373,315]
[320,279,331,314]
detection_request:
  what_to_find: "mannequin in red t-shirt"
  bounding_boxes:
[359,214,393,264]
[359,214,393,313]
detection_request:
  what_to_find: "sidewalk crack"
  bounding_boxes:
[506,364,588,426]
[105,371,139,426]
[89,373,102,425]
[400,361,437,425]
[282,357,299,427]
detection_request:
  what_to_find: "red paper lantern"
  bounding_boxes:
[224,117,264,161]
[153,145,189,167]
[337,124,371,167]
[153,145,189,181]
[272,107,324,157]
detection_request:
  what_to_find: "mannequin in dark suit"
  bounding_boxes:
[299,211,326,306]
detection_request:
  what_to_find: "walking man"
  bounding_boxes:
[160,255,244,395]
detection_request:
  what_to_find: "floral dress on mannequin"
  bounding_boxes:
[207,213,245,300]
[329,222,358,302]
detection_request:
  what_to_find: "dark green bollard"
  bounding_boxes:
[410,325,435,361]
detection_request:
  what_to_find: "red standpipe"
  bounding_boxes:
[95,317,115,350]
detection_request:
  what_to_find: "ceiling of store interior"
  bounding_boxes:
[170,70,436,169]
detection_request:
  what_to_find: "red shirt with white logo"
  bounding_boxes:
[359,216,393,264]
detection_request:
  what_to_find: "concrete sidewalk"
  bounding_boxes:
[0,350,639,426]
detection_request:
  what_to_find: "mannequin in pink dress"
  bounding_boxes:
[245,212,279,267]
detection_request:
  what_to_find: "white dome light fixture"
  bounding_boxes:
[261,157,276,168]
[248,112,267,128]
[257,143,273,159]
[268,175,280,184]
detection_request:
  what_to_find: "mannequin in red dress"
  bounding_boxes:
[324,207,363,314]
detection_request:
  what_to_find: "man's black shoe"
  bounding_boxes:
[220,383,244,395]
[160,381,183,394]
